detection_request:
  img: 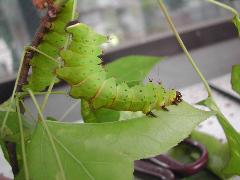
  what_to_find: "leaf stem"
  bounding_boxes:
[40,0,78,114]
[59,101,80,121]
[157,0,212,98]
[16,99,29,180]
[0,47,27,137]
[207,0,239,17]
[28,89,66,180]
[52,135,94,180]
[25,46,59,64]
[17,91,66,98]
[158,0,240,170]
[20,100,35,120]
[64,0,77,50]
[40,78,57,112]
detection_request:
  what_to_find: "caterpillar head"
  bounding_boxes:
[172,91,182,105]
[164,90,182,106]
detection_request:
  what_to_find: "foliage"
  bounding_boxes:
[199,98,240,176]
[233,16,240,36]
[191,131,230,179]
[231,65,240,94]
[106,55,163,84]
[26,102,213,180]
[0,0,239,179]
[0,111,33,143]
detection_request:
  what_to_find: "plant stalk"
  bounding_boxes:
[26,46,59,64]
[207,0,239,17]
[158,1,240,169]
[0,48,26,135]
[59,101,80,121]
[28,89,66,180]
[40,0,78,113]
[16,99,29,180]
[157,0,212,98]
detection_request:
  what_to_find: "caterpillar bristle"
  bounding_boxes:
[148,78,153,82]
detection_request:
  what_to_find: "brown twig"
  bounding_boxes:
[7,1,65,176]
[16,5,58,92]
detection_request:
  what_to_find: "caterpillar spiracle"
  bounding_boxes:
[56,22,182,115]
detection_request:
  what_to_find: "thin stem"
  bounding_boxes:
[158,1,240,159]
[59,101,80,121]
[71,0,78,21]
[53,135,95,180]
[25,46,59,64]
[207,0,239,17]
[1,47,27,136]
[40,78,57,112]
[40,0,77,113]
[17,91,66,98]
[28,89,66,180]
[16,99,29,180]
[64,0,77,50]
[157,0,213,97]
[20,100,35,120]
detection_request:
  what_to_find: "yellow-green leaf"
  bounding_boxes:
[27,102,213,179]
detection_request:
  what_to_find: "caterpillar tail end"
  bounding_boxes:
[172,91,182,105]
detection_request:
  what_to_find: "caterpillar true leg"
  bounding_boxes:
[161,105,169,111]
[146,111,157,118]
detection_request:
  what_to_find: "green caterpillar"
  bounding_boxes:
[56,22,182,114]
[23,0,75,91]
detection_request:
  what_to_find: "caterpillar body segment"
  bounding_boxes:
[56,23,182,114]
[60,50,102,67]
[23,0,74,91]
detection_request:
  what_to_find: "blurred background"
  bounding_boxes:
[0,0,239,80]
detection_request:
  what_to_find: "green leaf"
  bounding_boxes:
[0,99,16,112]
[0,111,33,142]
[217,114,240,175]
[191,131,230,179]
[81,100,120,123]
[199,98,240,176]
[231,65,240,94]
[27,102,213,180]
[233,16,240,36]
[0,139,9,162]
[106,55,163,84]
